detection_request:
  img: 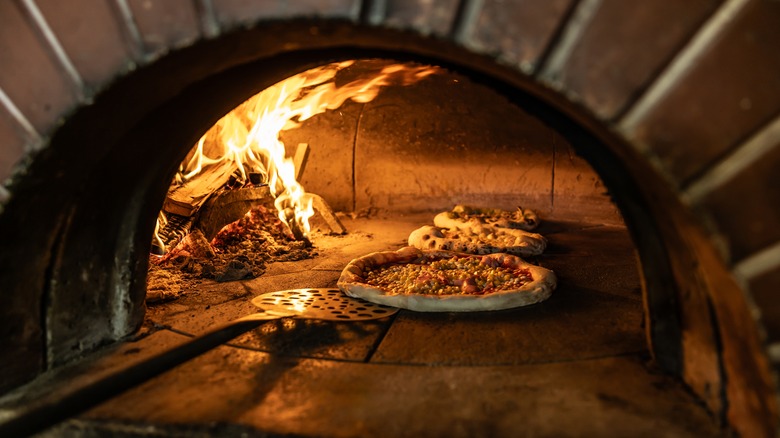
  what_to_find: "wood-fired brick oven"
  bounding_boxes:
[0,2,779,436]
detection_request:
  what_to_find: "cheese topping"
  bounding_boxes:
[363,255,533,296]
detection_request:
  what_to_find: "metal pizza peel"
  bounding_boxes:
[252,288,396,320]
[1,288,398,437]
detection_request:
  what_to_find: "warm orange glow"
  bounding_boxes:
[155,61,440,252]
[152,211,167,256]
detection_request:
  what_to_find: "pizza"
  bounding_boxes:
[434,205,540,232]
[408,224,546,256]
[338,246,556,312]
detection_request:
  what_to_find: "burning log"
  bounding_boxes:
[154,142,317,255]
[180,229,216,259]
[163,160,235,217]
[196,187,344,244]
[151,213,195,255]
[280,206,309,243]
[195,186,273,241]
[310,194,346,235]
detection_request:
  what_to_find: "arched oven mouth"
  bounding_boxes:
[0,54,704,436]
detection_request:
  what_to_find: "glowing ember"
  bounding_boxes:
[154,60,440,253]
[147,205,315,302]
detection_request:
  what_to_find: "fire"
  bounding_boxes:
[155,61,440,253]
[151,211,168,255]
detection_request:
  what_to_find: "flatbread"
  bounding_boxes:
[408,224,546,256]
[434,205,540,232]
[338,247,556,312]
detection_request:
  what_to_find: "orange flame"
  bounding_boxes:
[158,61,440,249]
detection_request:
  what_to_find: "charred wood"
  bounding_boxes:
[311,194,346,235]
[151,214,194,255]
[163,160,235,217]
[195,186,273,241]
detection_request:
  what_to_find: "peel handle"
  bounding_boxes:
[0,312,286,437]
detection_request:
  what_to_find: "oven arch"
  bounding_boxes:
[0,3,777,435]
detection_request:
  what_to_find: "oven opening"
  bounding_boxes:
[58,59,708,435]
[146,58,629,312]
[0,50,762,436]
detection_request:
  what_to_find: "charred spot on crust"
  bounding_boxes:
[428,240,436,248]
[422,234,430,241]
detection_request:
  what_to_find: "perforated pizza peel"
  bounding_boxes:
[252,288,397,321]
[1,288,398,437]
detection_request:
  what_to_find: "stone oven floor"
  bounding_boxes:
[28,213,720,436]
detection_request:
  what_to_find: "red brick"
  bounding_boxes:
[554,0,722,119]
[469,0,575,72]
[628,0,780,184]
[212,0,360,29]
[35,0,138,87]
[699,139,780,262]
[384,0,459,37]
[127,0,201,54]
[0,2,79,133]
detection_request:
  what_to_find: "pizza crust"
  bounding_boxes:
[338,247,556,312]
[408,224,546,256]
[434,205,540,232]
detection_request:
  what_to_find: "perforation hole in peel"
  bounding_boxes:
[251,288,398,321]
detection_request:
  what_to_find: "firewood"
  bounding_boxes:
[163,160,235,217]
[311,194,346,235]
[152,213,195,255]
[165,142,308,218]
[281,207,309,243]
[181,229,216,259]
[194,186,273,240]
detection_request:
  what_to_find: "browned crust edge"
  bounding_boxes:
[408,224,547,256]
